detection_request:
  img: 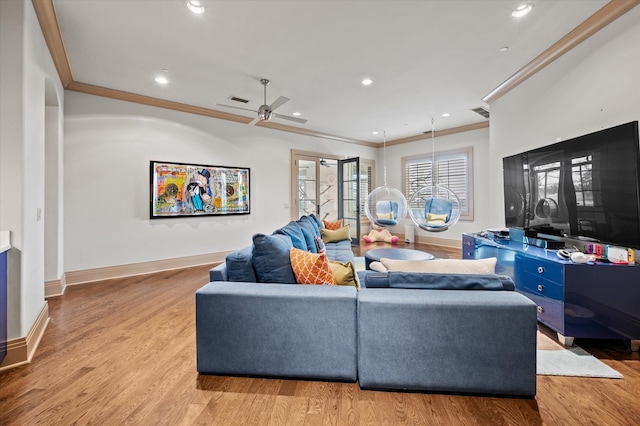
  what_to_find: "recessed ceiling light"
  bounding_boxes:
[292,112,301,116]
[372,131,379,135]
[155,76,168,84]
[500,46,509,52]
[361,78,373,86]
[441,113,450,117]
[512,4,533,18]
[186,0,205,14]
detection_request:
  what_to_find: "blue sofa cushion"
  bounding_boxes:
[225,245,257,282]
[309,213,324,230]
[252,233,297,284]
[296,217,319,253]
[365,272,515,290]
[300,214,321,236]
[274,221,307,251]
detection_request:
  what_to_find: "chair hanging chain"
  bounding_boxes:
[431,117,437,191]
[383,130,387,186]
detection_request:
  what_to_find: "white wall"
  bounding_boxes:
[489,7,640,229]
[0,0,64,339]
[63,92,377,272]
[382,127,491,243]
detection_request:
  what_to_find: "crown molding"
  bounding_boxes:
[256,120,376,146]
[67,81,256,124]
[483,0,640,104]
[386,121,489,146]
[32,0,73,86]
[33,0,637,146]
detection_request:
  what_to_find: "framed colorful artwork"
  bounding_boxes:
[150,160,250,218]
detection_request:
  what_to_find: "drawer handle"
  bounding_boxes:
[537,266,545,274]
[537,306,544,313]
[537,284,544,292]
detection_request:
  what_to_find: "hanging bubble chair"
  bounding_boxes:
[365,185,408,228]
[364,130,408,228]
[409,117,461,232]
[409,184,461,232]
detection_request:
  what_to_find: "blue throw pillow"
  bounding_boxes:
[225,246,257,282]
[251,233,297,284]
[274,221,307,251]
[297,218,319,253]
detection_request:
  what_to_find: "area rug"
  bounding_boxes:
[536,327,623,378]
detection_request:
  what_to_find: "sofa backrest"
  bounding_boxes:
[364,272,515,290]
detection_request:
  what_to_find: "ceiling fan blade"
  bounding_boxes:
[272,113,307,124]
[269,96,289,111]
[214,103,257,114]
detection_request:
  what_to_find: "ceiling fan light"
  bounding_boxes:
[186,1,205,14]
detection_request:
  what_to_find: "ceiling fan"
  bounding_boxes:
[215,79,307,124]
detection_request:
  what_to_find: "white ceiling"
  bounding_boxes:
[52,0,610,143]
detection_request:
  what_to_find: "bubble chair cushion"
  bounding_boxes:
[409,185,461,232]
[365,186,408,228]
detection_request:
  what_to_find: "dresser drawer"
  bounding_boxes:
[521,273,563,301]
[521,291,564,331]
[523,257,563,283]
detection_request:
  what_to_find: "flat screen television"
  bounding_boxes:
[503,121,640,249]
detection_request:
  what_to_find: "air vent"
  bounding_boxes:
[228,96,249,104]
[472,106,490,119]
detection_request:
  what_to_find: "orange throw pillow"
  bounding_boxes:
[289,247,337,285]
[323,219,343,230]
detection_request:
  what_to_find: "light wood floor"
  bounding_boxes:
[1,242,639,425]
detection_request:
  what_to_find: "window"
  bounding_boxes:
[402,147,473,220]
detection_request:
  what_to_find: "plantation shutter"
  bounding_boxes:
[404,151,470,218]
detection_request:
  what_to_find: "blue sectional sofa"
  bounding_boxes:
[196,215,537,397]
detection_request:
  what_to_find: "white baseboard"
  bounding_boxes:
[45,274,66,298]
[65,251,230,286]
[415,234,461,249]
[0,302,50,372]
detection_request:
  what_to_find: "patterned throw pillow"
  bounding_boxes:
[322,218,343,230]
[289,247,337,285]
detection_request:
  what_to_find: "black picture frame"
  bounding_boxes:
[150,160,250,218]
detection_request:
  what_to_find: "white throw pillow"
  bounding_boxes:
[369,261,388,272]
[380,257,497,274]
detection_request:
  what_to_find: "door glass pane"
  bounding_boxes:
[340,158,360,243]
[319,159,338,221]
[298,160,316,216]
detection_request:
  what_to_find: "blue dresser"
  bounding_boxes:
[463,232,640,344]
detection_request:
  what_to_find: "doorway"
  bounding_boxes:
[291,151,374,245]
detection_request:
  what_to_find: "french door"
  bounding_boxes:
[292,151,362,245]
